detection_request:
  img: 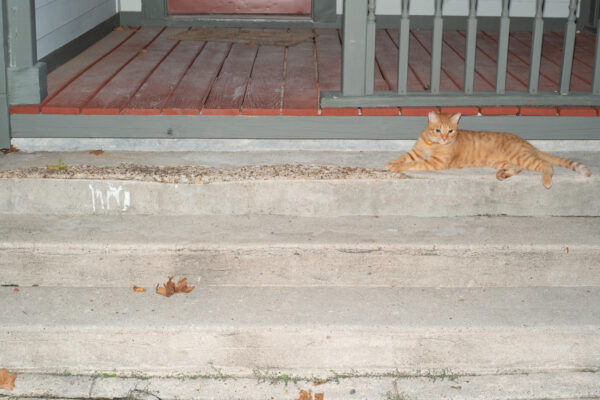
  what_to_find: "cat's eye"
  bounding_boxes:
[449,129,453,133]
[435,129,441,132]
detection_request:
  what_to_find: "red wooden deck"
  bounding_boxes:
[10,27,600,117]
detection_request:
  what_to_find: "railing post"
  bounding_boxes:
[496,0,510,94]
[464,0,478,94]
[341,0,369,96]
[430,0,443,94]
[559,0,578,95]
[397,0,410,95]
[593,11,600,94]
[0,2,11,149]
[528,0,544,95]
[5,0,47,105]
[365,0,376,95]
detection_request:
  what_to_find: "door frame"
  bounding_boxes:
[120,0,336,27]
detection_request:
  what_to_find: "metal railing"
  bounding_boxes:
[321,0,600,107]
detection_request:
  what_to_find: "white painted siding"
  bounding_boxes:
[336,0,576,18]
[119,0,142,12]
[36,0,117,59]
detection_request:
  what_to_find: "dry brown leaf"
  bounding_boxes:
[1,145,19,154]
[312,378,325,386]
[296,390,313,400]
[175,277,195,293]
[140,48,148,53]
[0,368,16,391]
[113,26,125,31]
[314,394,324,400]
[156,276,195,297]
[13,288,19,293]
[133,285,146,293]
[89,149,104,156]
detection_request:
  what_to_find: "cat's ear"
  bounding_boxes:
[428,111,440,124]
[450,112,462,125]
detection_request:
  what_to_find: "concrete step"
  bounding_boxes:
[0,151,598,217]
[2,215,599,288]
[1,286,598,376]
[6,371,600,400]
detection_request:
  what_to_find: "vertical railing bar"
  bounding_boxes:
[341,0,368,96]
[430,0,443,94]
[464,0,478,94]
[365,0,376,95]
[593,12,600,94]
[496,0,510,94]
[397,0,410,95]
[528,0,544,95]
[559,0,578,95]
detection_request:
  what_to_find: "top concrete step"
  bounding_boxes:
[0,150,598,216]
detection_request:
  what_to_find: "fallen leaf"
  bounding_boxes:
[133,285,146,293]
[13,288,19,293]
[0,368,16,390]
[566,246,569,254]
[139,48,148,54]
[156,276,194,297]
[113,26,125,31]
[175,277,195,293]
[89,149,104,156]
[1,145,19,154]
[46,159,67,171]
[314,394,324,400]
[296,390,313,400]
[313,378,326,386]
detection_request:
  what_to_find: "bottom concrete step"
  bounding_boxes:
[4,371,600,400]
[1,286,598,377]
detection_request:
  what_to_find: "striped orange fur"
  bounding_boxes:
[386,111,591,189]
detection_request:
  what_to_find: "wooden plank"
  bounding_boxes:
[45,28,135,99]
[282,39,318,115]
[411,30,461,91]
[475,31,529,91]
[443,31,494,91]
[241,46,285,115]
[544,32,595,71]
[510,31,589,92]
[377,30,424,91]
[42,27,163,114]
[203,43,258,115]
[315,29,342,91]
[121,40,206,115]
[161,42,230,115]
[558,31,597,56]
[371,31,389,91]
[82,28,183,115]
[515,31,592,92]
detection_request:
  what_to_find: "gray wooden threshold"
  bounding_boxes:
[10,114,600,140]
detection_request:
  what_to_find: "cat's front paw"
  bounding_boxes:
[386,162,402,171]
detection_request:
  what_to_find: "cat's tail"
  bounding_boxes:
[536,151,591,177]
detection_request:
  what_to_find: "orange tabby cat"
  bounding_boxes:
[386,111,591,188]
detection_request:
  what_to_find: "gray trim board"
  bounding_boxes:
[0,2,10,148]
[10,114,600,140]
[321,91,600,107]
[40,14,119,73]
[5,0,46,105]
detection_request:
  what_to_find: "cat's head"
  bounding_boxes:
[425,112,461,145]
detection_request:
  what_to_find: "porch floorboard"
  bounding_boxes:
[9,27,599,117]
